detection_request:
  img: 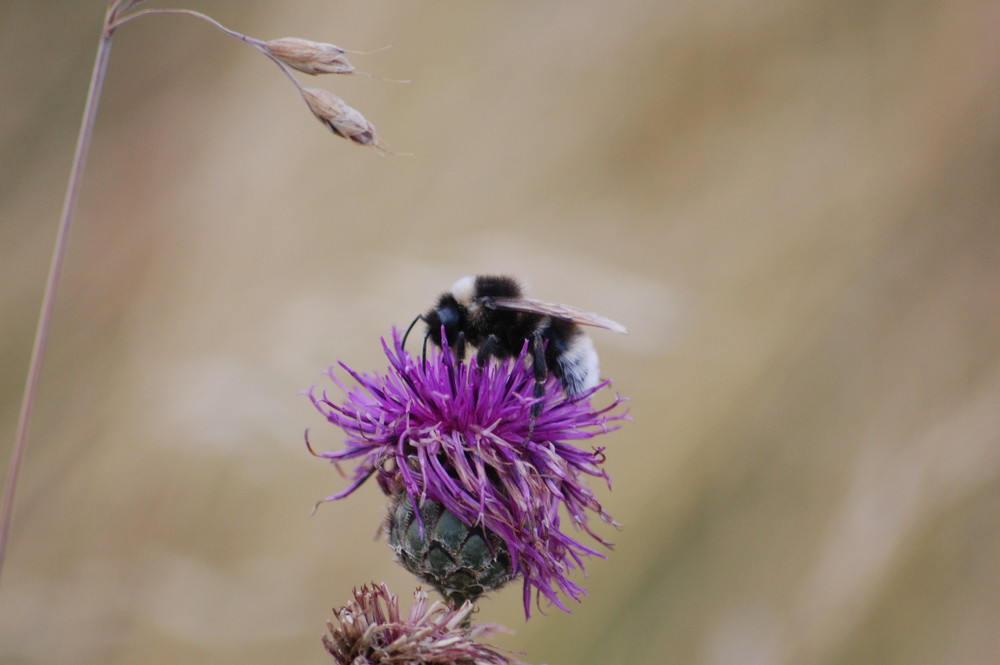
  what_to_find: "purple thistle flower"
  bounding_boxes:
[307,329,628,617]
[323,583,521,665]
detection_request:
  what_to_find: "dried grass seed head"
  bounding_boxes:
[300,87,380,148]
[264,37,356,75]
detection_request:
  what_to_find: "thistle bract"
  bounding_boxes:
[307,329,627,616]
[388,494,515,606]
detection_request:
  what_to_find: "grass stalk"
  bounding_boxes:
[0,6,120,583]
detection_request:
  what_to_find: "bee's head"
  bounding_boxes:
[424,292,466,347]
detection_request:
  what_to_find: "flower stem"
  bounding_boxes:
[0,17,116,583]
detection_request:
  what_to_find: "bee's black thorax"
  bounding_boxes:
[470,275,523,300]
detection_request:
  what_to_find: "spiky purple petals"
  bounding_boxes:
[323,583,519,665]
[307,329,627,617]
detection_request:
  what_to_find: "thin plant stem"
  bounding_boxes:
[0,4,284,584]
[110,8,307,90]
[111,8,253,42]
[0,16,117,583]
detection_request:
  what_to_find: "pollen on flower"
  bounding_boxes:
[306,328,628,617]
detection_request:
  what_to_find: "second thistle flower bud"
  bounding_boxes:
[388,495,515,606]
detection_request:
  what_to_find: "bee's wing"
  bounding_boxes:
[489,296,628,334]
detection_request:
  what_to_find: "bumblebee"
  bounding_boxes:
[406,275,626,409]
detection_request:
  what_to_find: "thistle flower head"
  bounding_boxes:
[323,583,518,665]
[307,329,628,617]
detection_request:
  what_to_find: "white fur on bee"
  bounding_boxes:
[450,275,477,307]
[557,334,600,396]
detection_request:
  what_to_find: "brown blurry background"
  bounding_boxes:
[3,1,1000,664]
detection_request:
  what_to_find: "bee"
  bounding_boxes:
[404,275,626,412]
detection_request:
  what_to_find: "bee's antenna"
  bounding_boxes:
[401,314,422,350]
[421,329,431,370]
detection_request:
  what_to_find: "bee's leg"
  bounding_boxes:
[529,331,547,422]
[455,331,467,362]
[474,334,500,367]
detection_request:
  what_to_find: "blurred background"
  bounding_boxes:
[2,1,1000,664]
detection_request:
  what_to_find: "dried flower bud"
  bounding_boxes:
[300,87,380,149]
[263,37,355,75]
[323,584,520,665]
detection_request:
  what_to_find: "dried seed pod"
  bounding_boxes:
[300,87,380,148]
[263,37,355,75]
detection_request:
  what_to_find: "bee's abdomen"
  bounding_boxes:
[554,333,600,396]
